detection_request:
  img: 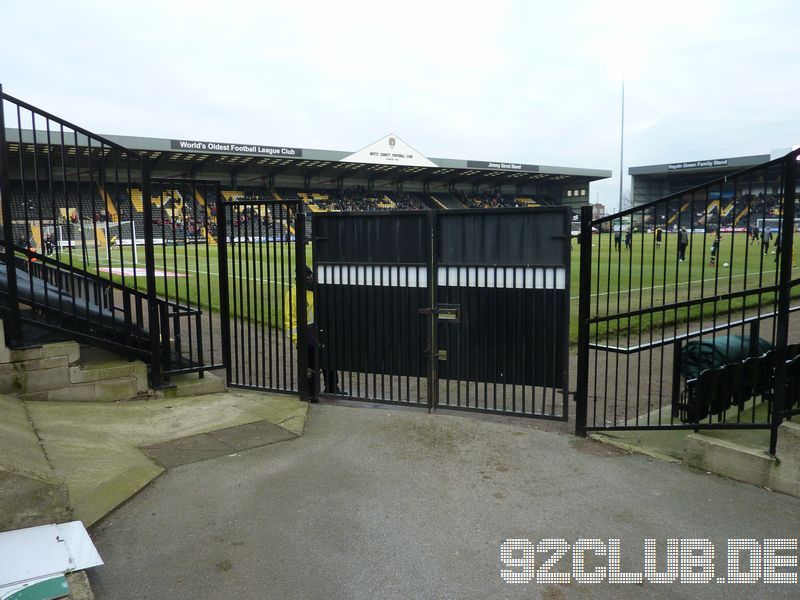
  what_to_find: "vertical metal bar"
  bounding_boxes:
[501,265,509,412]
[372,265,378,399]
[16,106,36,322]
[633,206,646,424]
[294,201,310,401]
[217,195,232,384]
[266,206,276,389]
[0,88,21,344]
[520,264,527,414]
[243,202,253,385]
[770,153,797,454]
[386,262,394,401]
[233,206,243,385]
[69,126,91,320]
[44,118,66,330]
[85,137,103,330]
[205,184,216,367]
[575,205,593,436]
[278,204,288,389]
[456,264,464,408]
[267,208,277,389]
[311,217,322,395]
[287,204,296,391]
[398,263,406,403]
[30,115,51,321]
[175,184,193,370]
[190,182,204,375]
[561,209,571,420]
[645,207,658,425]
[256,201,266,388]
[427,210,437,411]
[166,183,183,371]
[141,161,162,386]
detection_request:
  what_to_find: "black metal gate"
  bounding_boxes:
[574,149,800,455]
[313,208,571,419]
[216,196,310,397]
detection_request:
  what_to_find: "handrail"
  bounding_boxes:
[1,92,140,157]
[590,305,800,354]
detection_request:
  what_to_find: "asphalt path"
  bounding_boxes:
[90,403,800,599]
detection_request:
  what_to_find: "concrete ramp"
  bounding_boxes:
[0,394,70,532]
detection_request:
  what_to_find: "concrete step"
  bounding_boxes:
[19,376,146,403]
[684,432,774,488]
[70,346,148,394]
[153,371,226,400]
[4,341,81,366]
[684,423,800,498]
[0,394,70,532]
[0,331,150,400]
[771,421,800,497]
[0,356,71,395]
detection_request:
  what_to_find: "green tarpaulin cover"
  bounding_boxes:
[680,335,773,380]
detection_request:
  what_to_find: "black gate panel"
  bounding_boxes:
[437,210,568,265]
[315,265,428,378]
[434,209,570,390]
[313,208,571,419]
[314,213,429,388]
[435,275,567,387]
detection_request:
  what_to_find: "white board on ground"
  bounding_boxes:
[0,521,103,597]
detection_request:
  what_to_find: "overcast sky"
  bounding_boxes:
[1,0,798,210]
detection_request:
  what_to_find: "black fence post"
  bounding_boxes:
[0,84,21,346]
[294,201,311,402]
[216,195,232,385]
[141,160,163,387]
[426,209,438,412]
[575,205,593,436]
[671,343,682,418]
[770,153,797,455]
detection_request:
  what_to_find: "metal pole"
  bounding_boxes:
[769,153,797,455]
[427,209,438,412]
[141,160,162,387]
[216,194,232,385]
[575,204,593,436]
[0,84,21,345]
[132,218,138,265]
[618,77,625,210]
[294,201,310,401]
[103,219,109,264]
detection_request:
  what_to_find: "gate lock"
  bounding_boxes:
[418,304,461,323]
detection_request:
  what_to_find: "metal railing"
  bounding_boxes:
[575,148,800,454]
[0,86,221,384]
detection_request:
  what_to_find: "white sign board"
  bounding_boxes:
[340,134,437,167]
